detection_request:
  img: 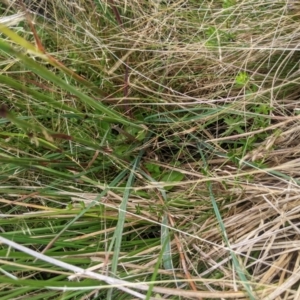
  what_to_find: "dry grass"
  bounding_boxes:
[0,0,300,299]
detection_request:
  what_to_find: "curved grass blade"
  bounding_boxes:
[0,38,140,128]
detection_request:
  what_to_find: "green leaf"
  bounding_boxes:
[145,162,161,176]
[161,170,184,191]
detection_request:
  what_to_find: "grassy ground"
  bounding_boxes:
[0,0,300,299]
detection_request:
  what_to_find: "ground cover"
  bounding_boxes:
[0,1,299,299]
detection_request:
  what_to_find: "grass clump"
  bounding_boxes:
[0,0,300,299]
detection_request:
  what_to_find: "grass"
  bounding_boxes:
[0,0,300,299]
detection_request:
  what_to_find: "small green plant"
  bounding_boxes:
[235,71,250,87]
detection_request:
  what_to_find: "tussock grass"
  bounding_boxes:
[0,0,300,299]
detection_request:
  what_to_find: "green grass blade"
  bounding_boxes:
[107,154,143,300]
[0,74,78,113]
[0,39,139,128]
